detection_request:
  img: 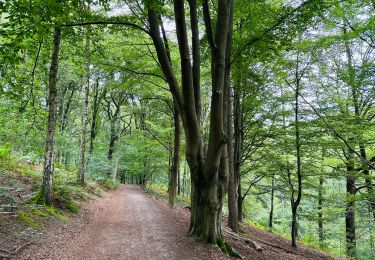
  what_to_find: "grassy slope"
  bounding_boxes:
[0,153,119,255]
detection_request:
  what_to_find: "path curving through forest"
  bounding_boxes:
[19,185,229,260]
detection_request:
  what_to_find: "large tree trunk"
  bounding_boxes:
[168,102,180,208]
[147,0,234,247]
[40,27,61,205]
[77,28,90,186]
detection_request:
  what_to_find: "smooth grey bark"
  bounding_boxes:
[225,4,238,232]
[40,27,62,206]
[147,0,234,245]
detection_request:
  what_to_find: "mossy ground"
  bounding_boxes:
[18,210,40,229]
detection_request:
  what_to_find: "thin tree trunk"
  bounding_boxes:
[318,175,324,248]
[234,82,243,223]
[346,158,356,258]
[40,27,61,205]
[168,102,180,208]
[344,26,375,221]
[78,28,90,186]
[89,79,100,155]
[225,3,238,232]
[238,192,243,222]
[291,65,302,248]
[108,119,117,161]
[269,175,275,228]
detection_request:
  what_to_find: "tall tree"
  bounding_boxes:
[146,0,235,247]
[40,27,62,205]
[77,27,91,186]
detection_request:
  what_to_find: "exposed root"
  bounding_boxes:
[223,227,262,252]
[217,238,244,259]
[0,242,33,259]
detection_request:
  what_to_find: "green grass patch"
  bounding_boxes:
[18,210,40,229]
[61,197,79,213]
[31,207,48,218]
[43,205,68,221]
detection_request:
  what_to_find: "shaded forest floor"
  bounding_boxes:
[1,183,337,259]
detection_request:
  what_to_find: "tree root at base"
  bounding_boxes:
[217,238,244,259]
[223,227,262,252]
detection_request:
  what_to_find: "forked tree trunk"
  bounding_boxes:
[77,28,90,186]
[168,103,180,208]
[290,57,302,248]
[344,27,375,221]
[40,27,61,205]
[147,0,234,247]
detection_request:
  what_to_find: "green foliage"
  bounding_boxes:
[18,210,40,229]
[0,0,374,258]
[0,145,10,160]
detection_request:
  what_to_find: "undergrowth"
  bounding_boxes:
[0,151,119,230]
[146,183,190,206]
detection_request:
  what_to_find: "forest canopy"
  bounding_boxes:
[0,0,374,259]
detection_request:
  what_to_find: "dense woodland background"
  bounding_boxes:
[0,0,374,259]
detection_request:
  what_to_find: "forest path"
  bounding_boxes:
[19,185,229,260]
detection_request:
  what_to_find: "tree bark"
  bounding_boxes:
[89,79,101,155]
[168,102,180,208]
[269,175,275,228]
[344,26,375,221]
[77,28,90,186]
[225,3,238,233]
[147,0,234,247]
[318,175,324,248]
[40,27,62,206]
[291,65,302,248]
[346,159,356,259]
[234,81,243,223]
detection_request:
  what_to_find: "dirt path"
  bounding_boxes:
[19,185,229,260]
[17,184,335,260]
